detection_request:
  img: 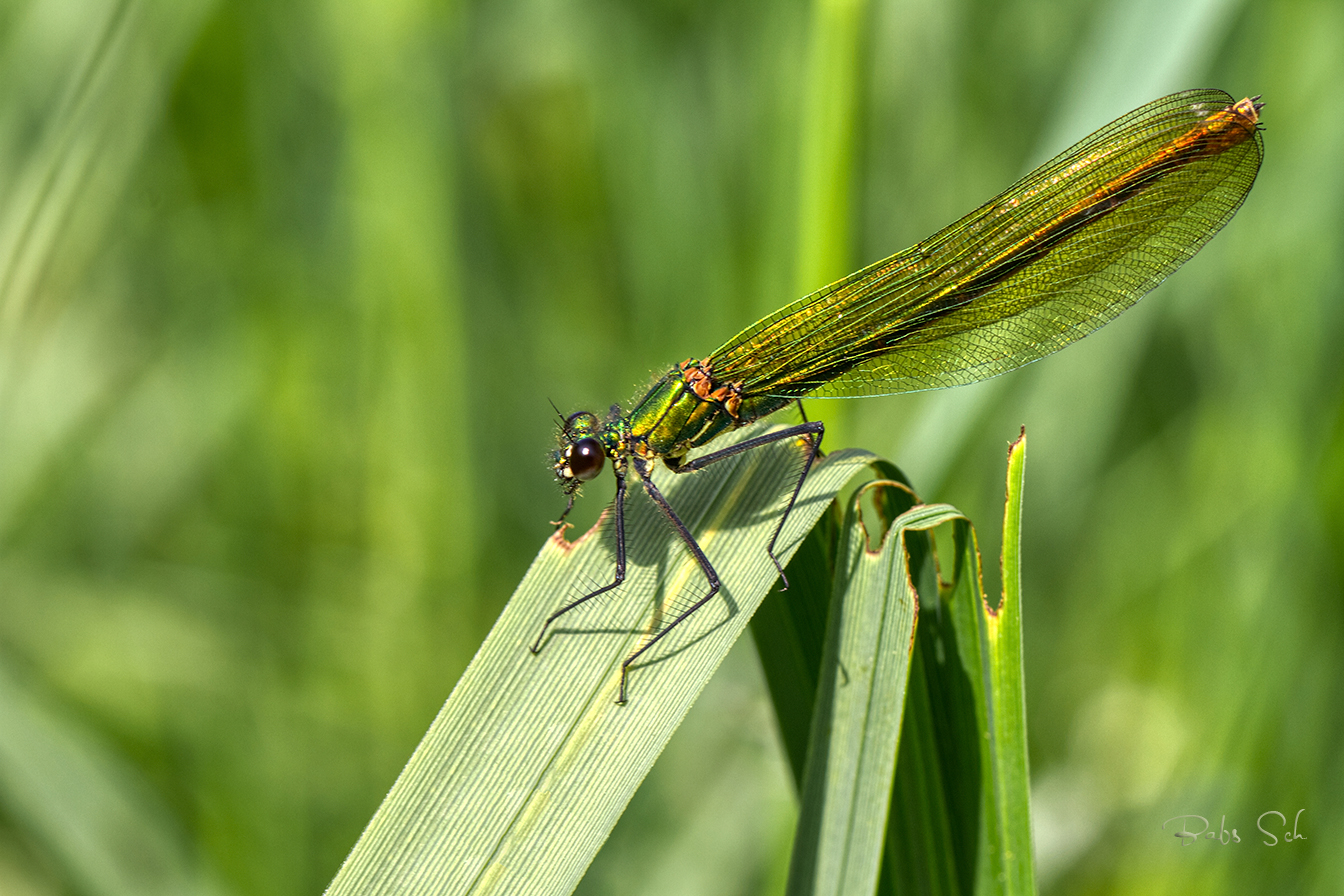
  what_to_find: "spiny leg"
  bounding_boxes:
[795,400,826,459]
[669,421,825,590]
[550,491,577,529]
[765,423,823,587]
[618,461,721,704]
[530,470,628,654]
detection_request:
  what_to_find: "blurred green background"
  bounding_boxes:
[0,0,1340,893]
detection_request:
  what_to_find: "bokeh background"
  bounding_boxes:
[1,0,1340,893]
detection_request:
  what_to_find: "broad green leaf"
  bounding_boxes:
[752,459,917,790]
[749,506,839,790]
[889,431,1034,896]
[762,436,1035,896]
[324,426,875,896]
[885,519,982,896]
[785,490,962,896]
[958,430,1034,894]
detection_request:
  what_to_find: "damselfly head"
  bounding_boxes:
[553,411,606,490]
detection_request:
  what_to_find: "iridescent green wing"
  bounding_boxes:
[709,89,1262,399]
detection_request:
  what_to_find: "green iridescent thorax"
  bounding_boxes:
[624,365,789,463]
[624,371,726,462]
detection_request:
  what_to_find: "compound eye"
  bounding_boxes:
[568,438,605,481]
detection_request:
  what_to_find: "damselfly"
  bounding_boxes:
[531,89,1263,703]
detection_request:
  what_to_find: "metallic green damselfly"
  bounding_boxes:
[532,89,1263,703]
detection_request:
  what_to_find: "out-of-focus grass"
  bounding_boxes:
[0,0,1340,894]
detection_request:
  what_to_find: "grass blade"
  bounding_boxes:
[961,429,1034,893]
[786,479,959,895]
[324,426,875,896]
[766,437,1035,895]
[752,460,916,790]
[890,430,1034,895]
[749,506,839,790]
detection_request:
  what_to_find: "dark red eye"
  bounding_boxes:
[569,438,605,481]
